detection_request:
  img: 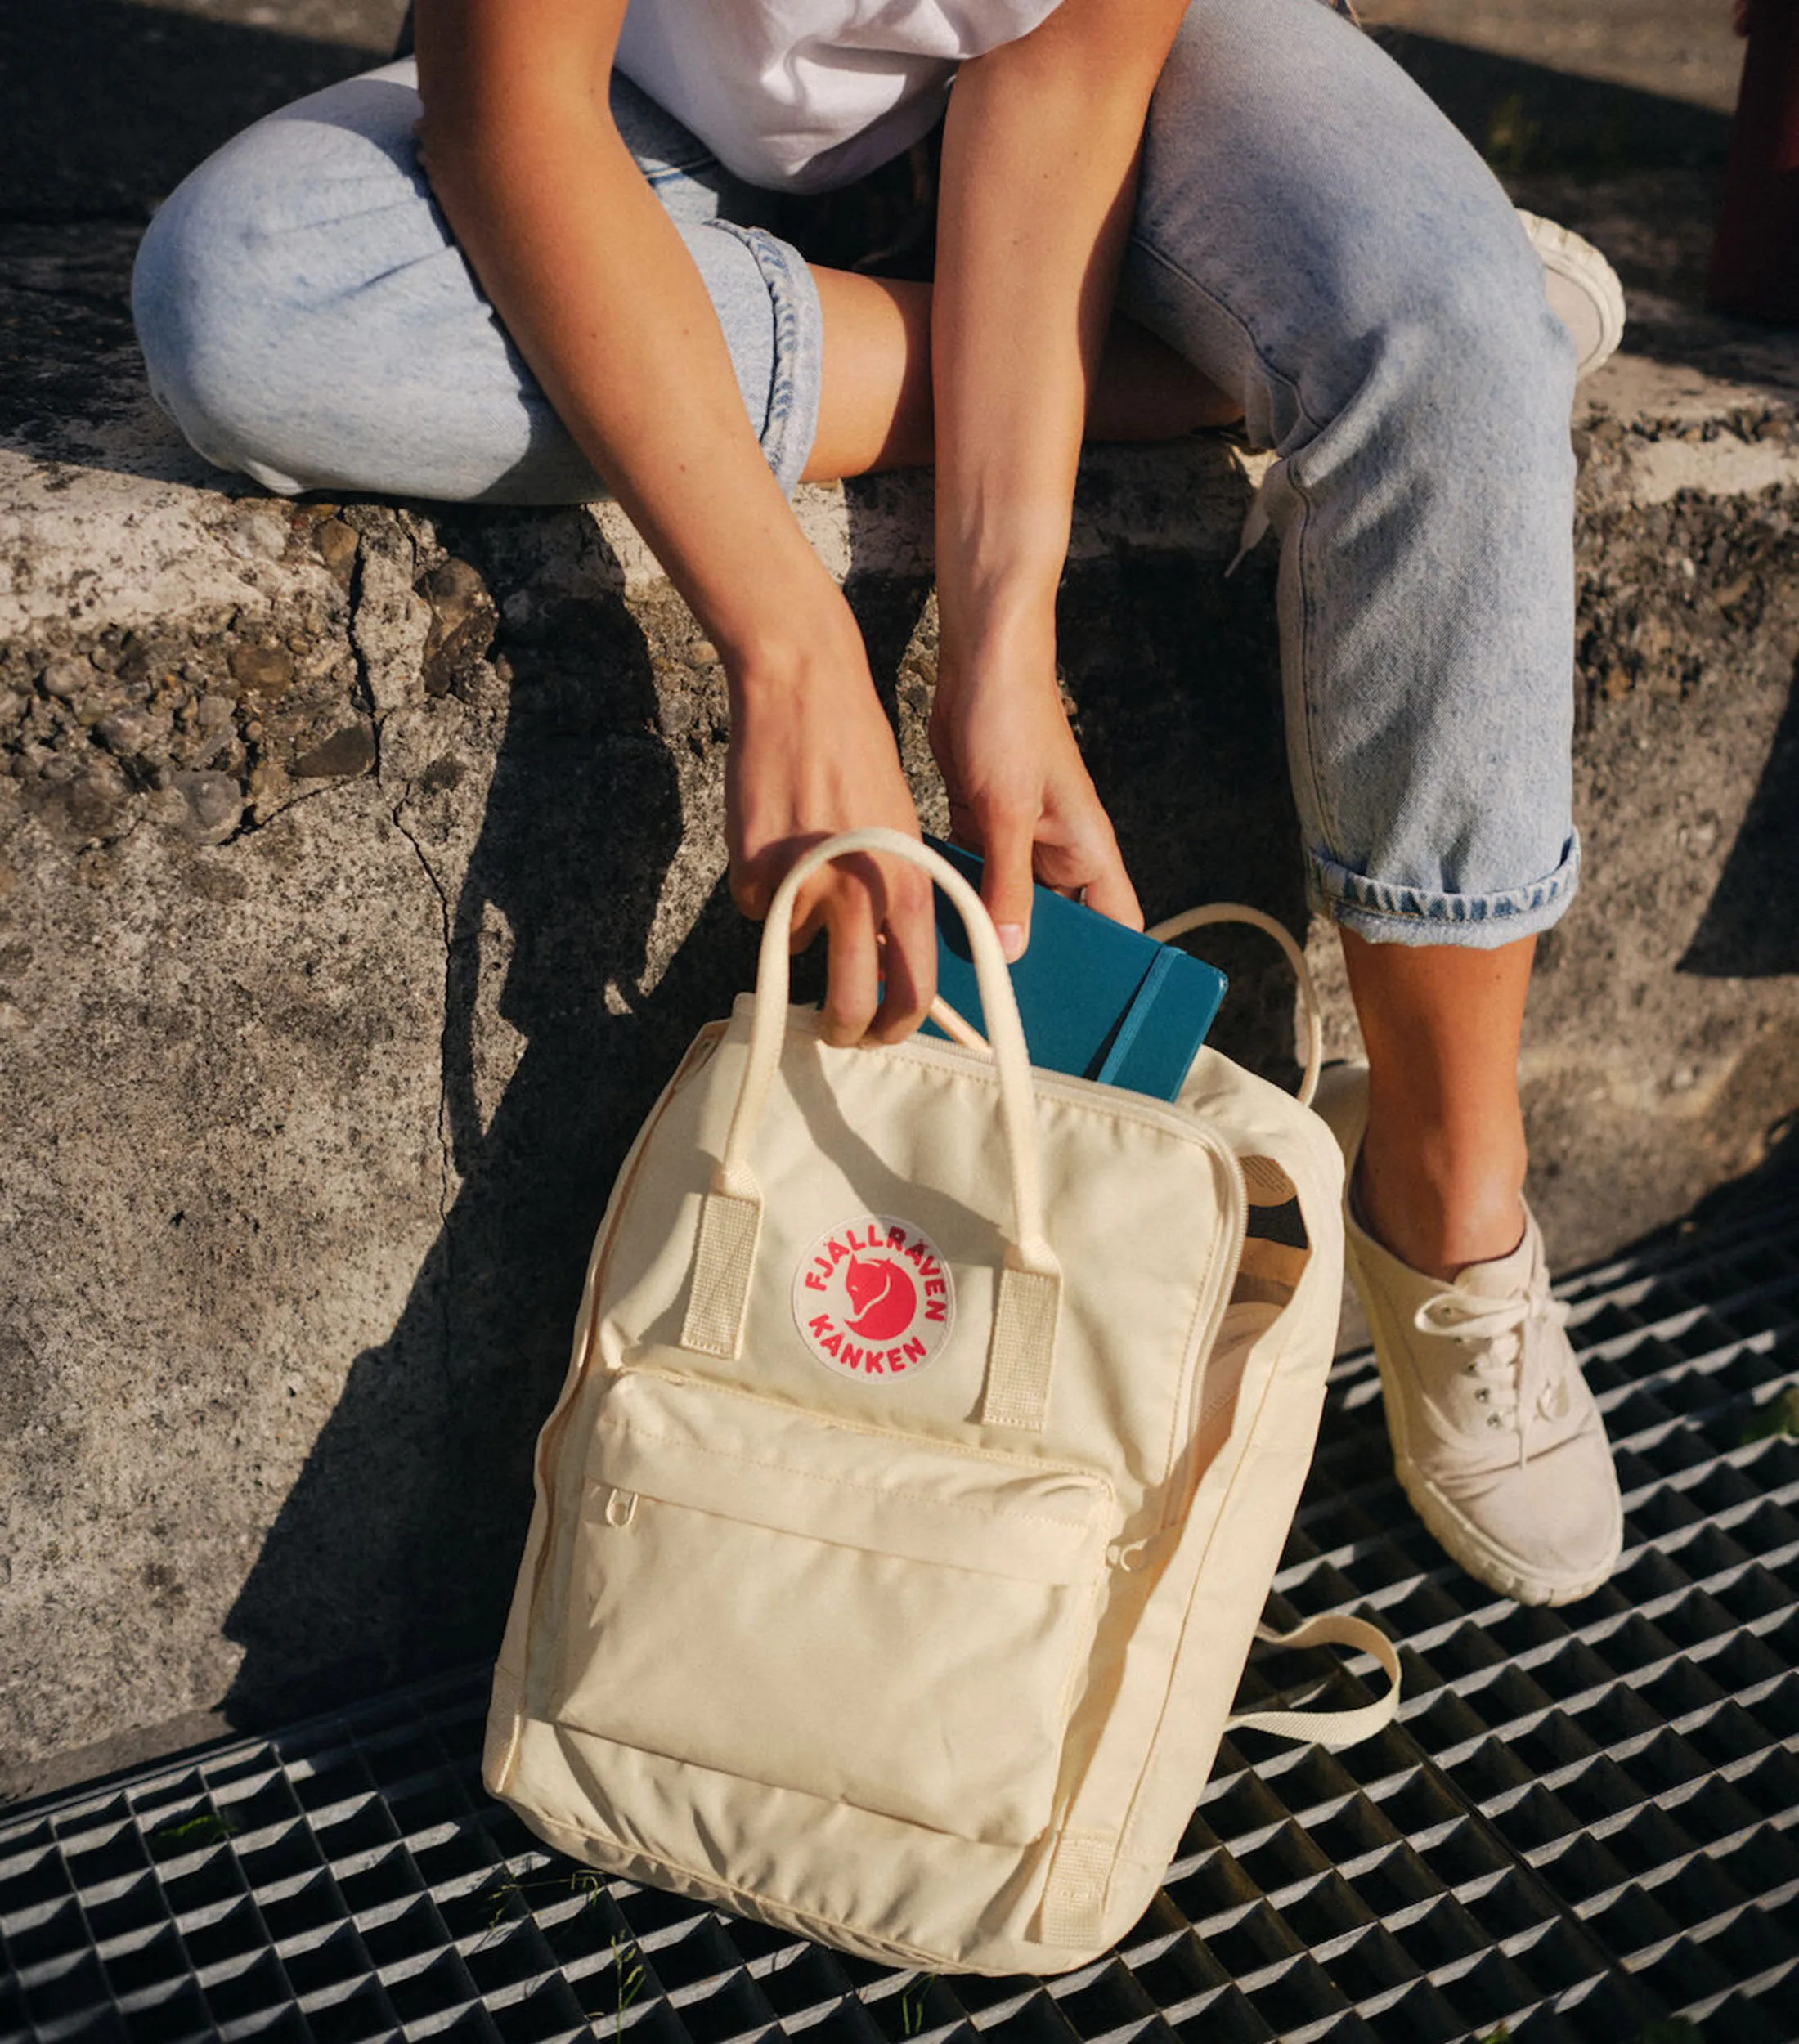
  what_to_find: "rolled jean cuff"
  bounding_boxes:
[711,221,823,497]
[1311,831,1581,948]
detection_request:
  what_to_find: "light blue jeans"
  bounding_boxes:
[132,0,1581,947]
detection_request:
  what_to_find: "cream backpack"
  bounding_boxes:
[483,831,1398,1975]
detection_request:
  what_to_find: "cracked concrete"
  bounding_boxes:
[3,7,1799,1791]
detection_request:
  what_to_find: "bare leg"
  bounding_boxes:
[804,271,1240,482]
[806,272,935,478]
[1340,930,1535,1280]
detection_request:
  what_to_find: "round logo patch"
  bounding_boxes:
[792,1215,955,1383]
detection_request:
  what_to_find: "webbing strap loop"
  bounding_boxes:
[1225,1612,1402,1748]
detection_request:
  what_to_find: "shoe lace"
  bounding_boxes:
[1413,1270,1572,1467]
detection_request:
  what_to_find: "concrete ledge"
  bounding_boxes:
[2,218,1797,1784]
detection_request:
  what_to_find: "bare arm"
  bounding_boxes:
[414,0,934,1042]
[930,0,1189,951]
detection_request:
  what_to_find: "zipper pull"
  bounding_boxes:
[1106,1534,1157,1573]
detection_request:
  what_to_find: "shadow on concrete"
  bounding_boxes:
[1680,657,1799,979]
[1637,1094,1799,1253]
[1370,28,1734,177]
[218,520,761,1724]
[0,0,399,224]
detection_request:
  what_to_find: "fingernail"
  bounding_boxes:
[997,922,1025,962]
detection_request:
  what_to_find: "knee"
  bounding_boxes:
[1306,200,1579,474]
[1136,152,1574,468]
[1391,215,1575,426]
[133,136,314,490]
[132,72,422,492]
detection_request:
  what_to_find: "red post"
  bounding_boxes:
[1707,0,1799,321]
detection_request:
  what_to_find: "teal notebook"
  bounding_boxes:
[921,837,1226,1102]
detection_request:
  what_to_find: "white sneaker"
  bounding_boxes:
[1518,209,1626,381]
[1317,1065,1624,1606]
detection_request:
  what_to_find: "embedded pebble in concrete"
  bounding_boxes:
[173,770,245,843]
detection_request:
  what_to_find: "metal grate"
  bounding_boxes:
[5,1190,1798,2044]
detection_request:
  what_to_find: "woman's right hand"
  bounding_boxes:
[725,623,937,1049]
[417,1,935,1048]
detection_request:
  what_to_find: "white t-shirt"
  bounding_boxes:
[615,0,1065,193]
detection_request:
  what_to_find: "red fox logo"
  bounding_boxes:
[842,1256,917,1342]
[792,1215,954,1381]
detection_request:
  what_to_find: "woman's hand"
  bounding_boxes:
[930,615,1141,958]
[726,629,936,1047]
[927,0,1182,957]
[417,0,937,1048]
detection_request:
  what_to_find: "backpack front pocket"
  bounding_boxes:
[548,1367,1113,1846]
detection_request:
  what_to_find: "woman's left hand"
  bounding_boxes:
[929,617,1142,961]
[925,0,1182,963]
